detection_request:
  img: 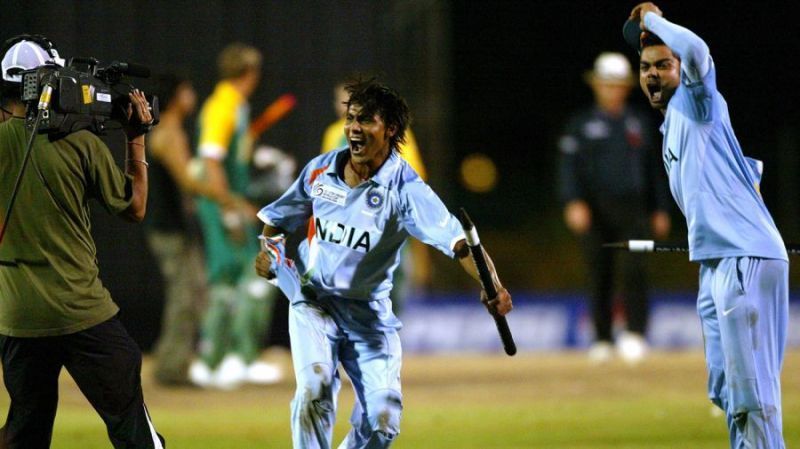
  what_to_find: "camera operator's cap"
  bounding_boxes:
[2,39,59,82]
[583,52,634,86]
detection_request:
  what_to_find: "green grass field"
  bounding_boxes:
[2,349,798,448]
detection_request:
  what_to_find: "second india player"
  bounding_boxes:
[627,3,789,447]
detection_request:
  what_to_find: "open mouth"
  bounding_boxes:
[350,140,365,154]
[646,81,663,102]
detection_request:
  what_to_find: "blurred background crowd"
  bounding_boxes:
[4,0,799,376]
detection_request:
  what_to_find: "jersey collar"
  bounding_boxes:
[327,149,400,187]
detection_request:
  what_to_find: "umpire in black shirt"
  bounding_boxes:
[558,52,671,364]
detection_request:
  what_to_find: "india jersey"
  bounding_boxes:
[661,64,787,262]
[258,148,464,300]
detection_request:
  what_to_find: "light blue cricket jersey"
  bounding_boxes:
[659,52,787,262]
[258,148,465,300]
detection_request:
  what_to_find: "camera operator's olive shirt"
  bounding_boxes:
[0,118,133,337]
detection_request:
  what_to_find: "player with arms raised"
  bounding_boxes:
[625,3,788,447]
[255,77,512,448]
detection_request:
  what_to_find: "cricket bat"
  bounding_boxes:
[250,93,297,140]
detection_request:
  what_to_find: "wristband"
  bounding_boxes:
[128,121,155,139]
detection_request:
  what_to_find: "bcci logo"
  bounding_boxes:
[366,190,384,209]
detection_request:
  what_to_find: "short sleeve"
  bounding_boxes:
[258,159,317,232]
[81,132,133,215]
[399,181,465,258]
[198,96,236,159]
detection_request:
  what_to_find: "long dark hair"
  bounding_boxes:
[344,76,410,151]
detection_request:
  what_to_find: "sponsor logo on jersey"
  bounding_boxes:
[311,181,348,206]
[315,217,372,252]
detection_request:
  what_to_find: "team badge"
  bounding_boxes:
[366,190,384,209]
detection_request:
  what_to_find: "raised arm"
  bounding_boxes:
[633,3,710,82]
[121,90,155,222]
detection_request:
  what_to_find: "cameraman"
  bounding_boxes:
[0,37,163,448]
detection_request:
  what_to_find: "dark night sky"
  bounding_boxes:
[4,0,798,228]
[4,0,800,249]
[450,1,800,229]
[3,1,800,345]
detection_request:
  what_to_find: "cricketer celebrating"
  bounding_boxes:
[626,3,789,447]
[254,77,512,449]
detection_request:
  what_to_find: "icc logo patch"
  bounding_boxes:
[366,190,384,209]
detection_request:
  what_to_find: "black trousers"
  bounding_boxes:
[581,198,650,342]
[0,315,165,449]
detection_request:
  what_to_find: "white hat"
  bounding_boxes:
[585,52,634,85]
[2,40,57,82]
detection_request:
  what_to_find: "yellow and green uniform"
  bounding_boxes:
[196,81,259,283]
[195,81,274,368]
[0,118,129,337]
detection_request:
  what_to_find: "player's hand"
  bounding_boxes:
[630,2,662,30]
[255,251,273,279]
[482,287,512,316]
[564,200,591,235]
